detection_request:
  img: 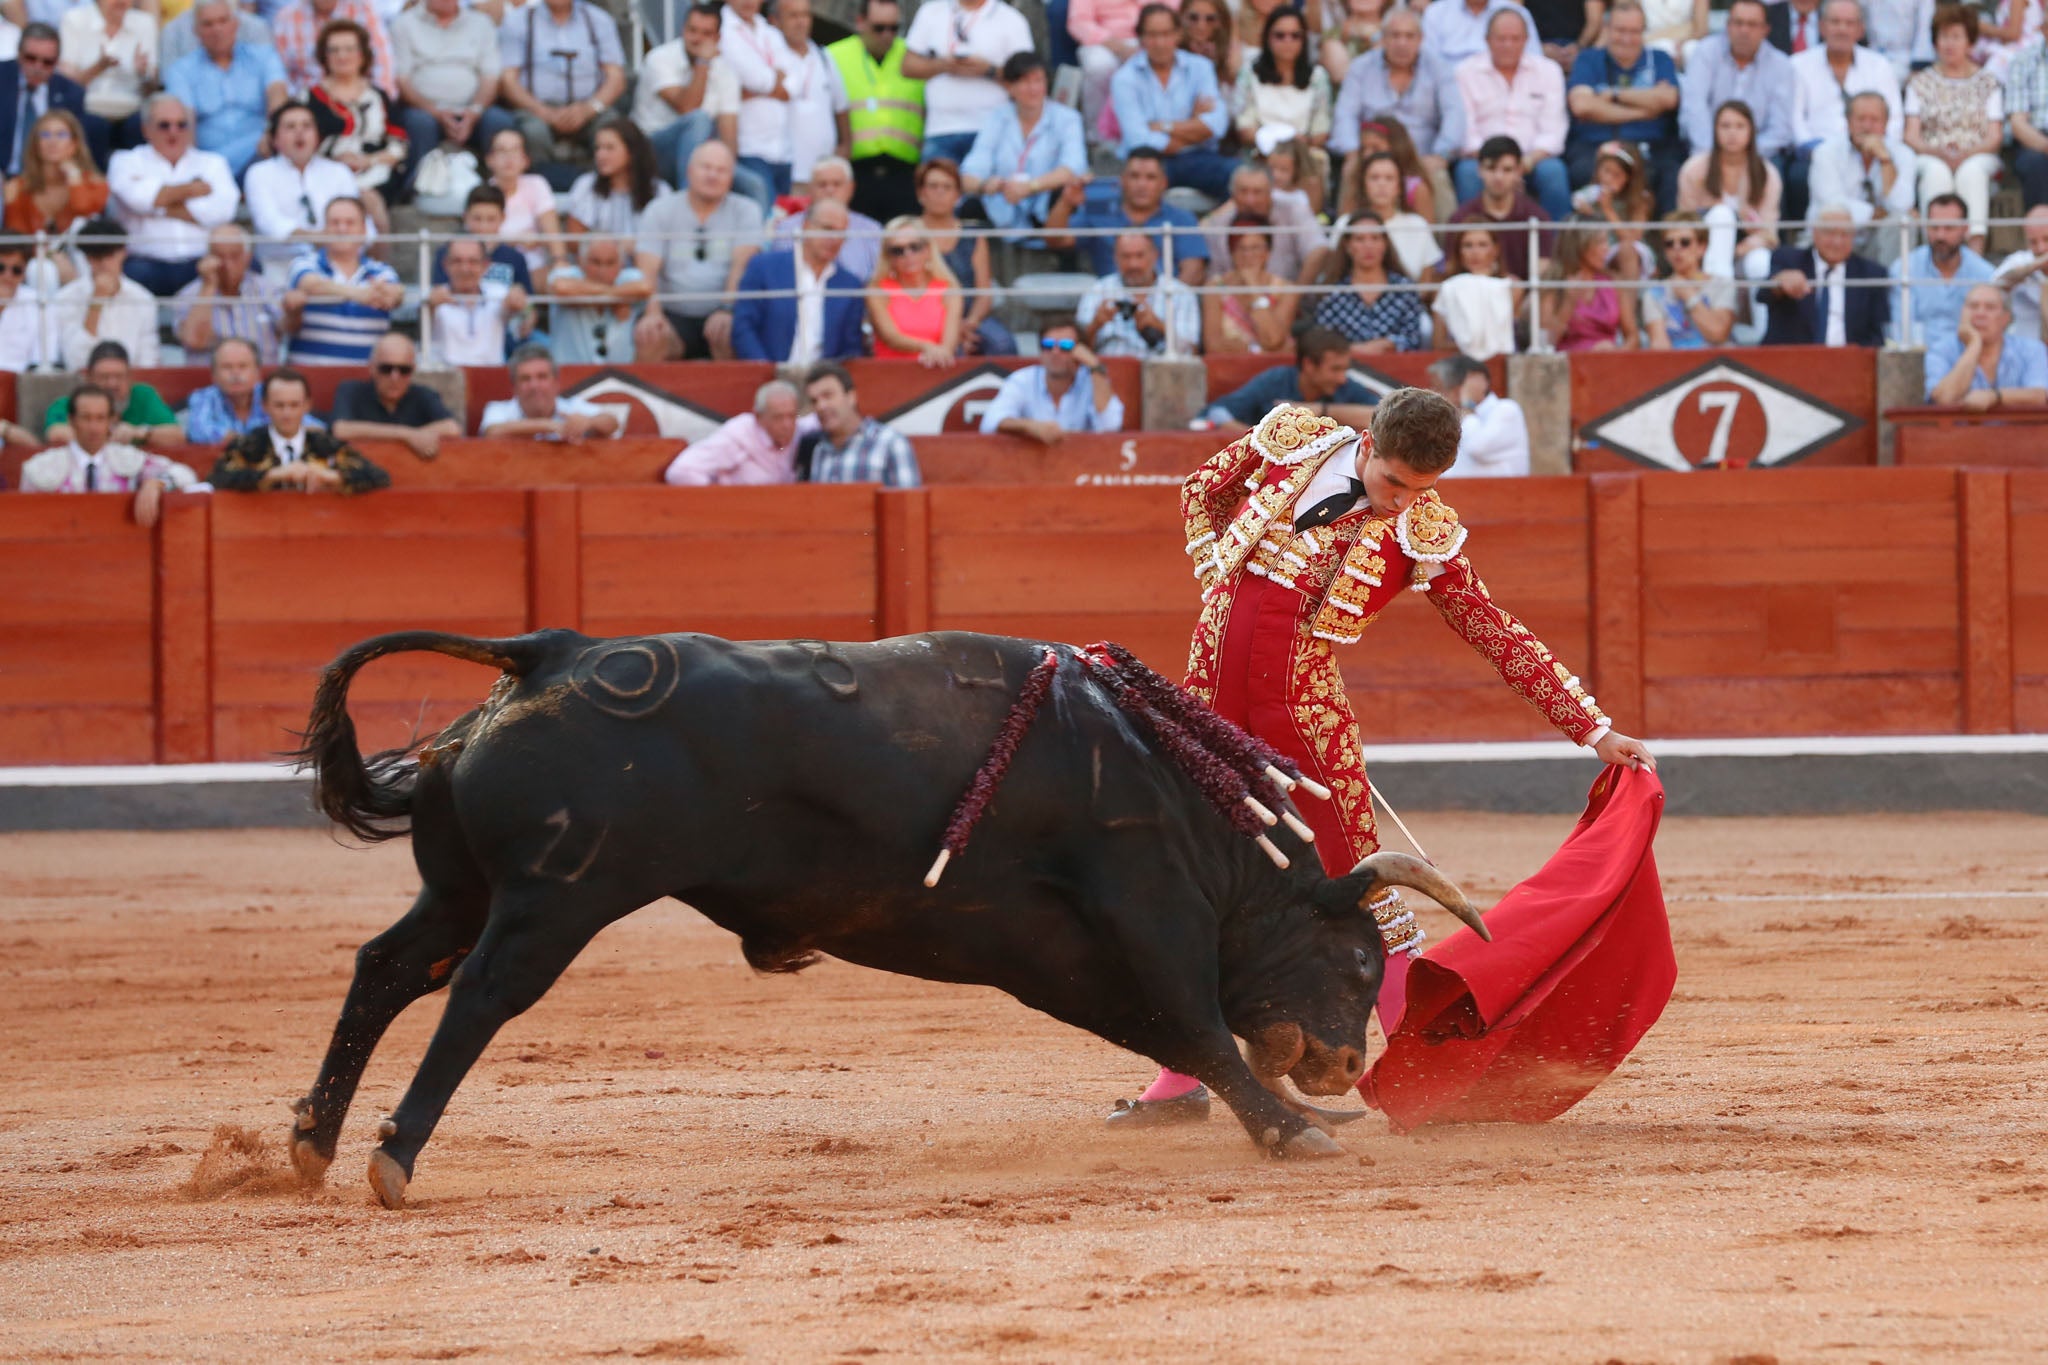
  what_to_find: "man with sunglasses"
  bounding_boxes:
[0,238,52,374]
[0,23,84,180]
[330,333,464,458]
[979,322,1124,442]
[106,93,242,297]
[827,0,926,224]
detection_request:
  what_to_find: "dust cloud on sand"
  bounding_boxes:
[1,817,2045,1361]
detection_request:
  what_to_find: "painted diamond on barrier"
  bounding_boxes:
[563,369,728,440]
[873,362,1017,435]
[1579,358,1865,471]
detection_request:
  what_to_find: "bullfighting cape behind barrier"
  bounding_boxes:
[1361,765,1674,1130]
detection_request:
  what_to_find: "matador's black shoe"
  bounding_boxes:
[1104,1086,1211,1127]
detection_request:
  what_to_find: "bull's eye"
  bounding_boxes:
[1355,947,1372,977]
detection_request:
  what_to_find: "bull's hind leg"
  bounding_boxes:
[291,882,488,1184]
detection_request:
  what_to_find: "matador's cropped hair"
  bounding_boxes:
[1369,387,1463,476]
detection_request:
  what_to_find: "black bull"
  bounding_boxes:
[289,628,1482,1208]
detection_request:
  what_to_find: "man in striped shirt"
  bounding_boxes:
[801,362,921,488]
[282,197,403,366]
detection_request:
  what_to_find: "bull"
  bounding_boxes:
[287,628,1483,1208]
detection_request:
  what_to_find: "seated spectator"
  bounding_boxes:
[160,4,275,71]
[962,53,1087,235]
[774,0,845,196]
[1069,0,1144,132]
[329,334,462,456]
[824,0,919,224]
[1427,0,1533,69]
[1925,283,2048,406]
[637,4,746,204]
[430,236,525,368]
[1771,0,1826,56]
[1045,148,1209,285]
[283,195,403,365]
[1431,224,1519,356]
[308,19,406,235]
[1760,202,1890,345]
[1889,192,1993,345]
[484,127,566,280]
[868,216,961,366]
[1449,135,1552,280]
[1968,0,2031,83]
[632,141,764,362]
[1806,91,1915,262]
[163,0,287,180]
[106,93,241,296]
[1903,5,2004,256]
[1203,162,1319,287]
[980,322,1126,440]
[915,156,1015,356]
[1677,101,1782,279]
[59,0,156,163]
[1641,212,1738,348]
[1454,9,1571,223]
[729,199,866,364]
[662,378,811,484]
[174,226,285,363]
[1991,205,2048,338]
[1789,0,1903,217]
[1110,4,1234,200]
[19,383,197,525]
[243,101,357,274]
[0,236,53,372]
[42,339,182,448]
[719,0,797,197]
[801,362,922,487]
[434,185,536,298]
[274,0,394,100]
[496,0,625,173]
[1202,325,1377,428]
[1331,11,1463,218]
[1177,0,1242,99]
[389,0,499,182]
[564,120,671,241]
[479,345,622,441]
[1235,8,1332,195]
[54,215,156,369]
[769,156,883,282]
[1864,0,1934,80]
[2008,30,2048,209]
[179,337,270,444]
[1529,0,1603,69]
[547,234,650,365]
[1680,0,1793,173]
[1540,219,1637,350]
[902,0,1032,164]
[1429,352,1529,478]
[210,367,389,494]
[1338,117,1437,225]
[1564,2,1681,210]
[1351,149,1444,279]
[3,109,104,278]
[1570,141,1653,278]
[1324,0,1393,81]
[1264,134,1324,220]
[1078,230,1201,358]
[1202,217,1298,354]
[0,24,86,181]
[1311,214,1429,354]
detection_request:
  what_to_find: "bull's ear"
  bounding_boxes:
[1310,869,1380,918]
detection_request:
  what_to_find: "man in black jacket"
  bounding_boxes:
[1758,204,1890,347]
[209,369,390,494]
[0,25,85,176]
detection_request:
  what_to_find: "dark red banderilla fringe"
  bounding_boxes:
[1076,653,1267,839]
[924,647,1062,885]
[1087,640,1305,805]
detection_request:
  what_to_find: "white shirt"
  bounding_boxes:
[1819,256,1848,346]
[1291,435,1365,521]
[477,393,616,438]
[1422,0,1532,69]
[107,144,242,263]
[903,0,1034,136]
[784,39,847,183]
[1441,393,1529,478]
[0,284,52,370]
[1806,130,1918,225]
[788,251,825,367]
[59,5,157,120]
[54,274,161,371]
[1790,45,1904,146]
[433,280,512,366]
[632,40,739,134]
[720,9,795,163]
[269,423,310,464]
[244,153,360,271]
[1994,248,2047,339]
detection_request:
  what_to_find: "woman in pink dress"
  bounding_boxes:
[867,217,962,367]
[1542,220,1636,351]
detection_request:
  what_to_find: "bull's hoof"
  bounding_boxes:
[1299,1102,1373,1130]
[1105,1086,1210,1128]
[1278,1127,1345,1159]
[367,1150,409,1210]
[291,1136,332,1186]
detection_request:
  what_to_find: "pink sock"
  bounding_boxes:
[1138,1068,1203,1101]
[1376,950,1413,1036]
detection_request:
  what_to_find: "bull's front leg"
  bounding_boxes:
[1148,1022,1346,1158]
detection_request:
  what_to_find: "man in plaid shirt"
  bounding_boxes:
[801,362,921,487]
[273,0,396,97]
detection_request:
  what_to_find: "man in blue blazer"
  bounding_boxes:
[731,199,867,364]
[1758,205,1890,348]
[0,24,86,177]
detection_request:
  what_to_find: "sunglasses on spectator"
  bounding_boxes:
[0,262,23,277]
[376,363,415,376]
[867,20,898,31]
[1040,336,1076,352]
[886,242,926,257]
[1664,235,1699,249]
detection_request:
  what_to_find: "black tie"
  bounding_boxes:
[84,460,98,492]
[1294,478,1366,532]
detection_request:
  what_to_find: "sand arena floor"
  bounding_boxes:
[1,813,2045,1362]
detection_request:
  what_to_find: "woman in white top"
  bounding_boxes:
[59,0,156,138]
[1905,4,2006,253]
[1430,224,1518,357]
[484,125,566,281]
[1351,149,1441,280]
[1236,9,1332,189]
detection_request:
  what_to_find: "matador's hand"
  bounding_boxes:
[1594,730,1657,772]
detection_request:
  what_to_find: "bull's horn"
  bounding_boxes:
[1352,851,1489,942]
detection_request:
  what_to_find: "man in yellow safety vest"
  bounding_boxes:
[826,0,926,223]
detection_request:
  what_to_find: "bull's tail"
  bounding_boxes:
[291,630,565,843]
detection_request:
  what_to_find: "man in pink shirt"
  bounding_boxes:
[1068,0,1156,133]
[662,379,818,485]
[1452,8,1570,221]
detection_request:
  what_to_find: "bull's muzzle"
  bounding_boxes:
[1352,851,1489,941]
[1247,1022,1367,1097]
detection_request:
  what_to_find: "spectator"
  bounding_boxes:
[1265,133,1324,219]
[1311,212,1429,353]
[1991,205,2048,338]
[1639,0,1710,61]
[1527,0,1603,70]
[1769,0,1825,55]
[546,233,650,364]
[868,215,961,365]
[390,0,500,181]
[1541,219,1637,349]
[0,23,84,179]
[1925,283,2048,405]
[308,19,407,234]
[3,108,106,253]
[1110,3,1233,200]
[1202,325,1377,427]
[718,0,796,195]
[439,186,536,301]
[826,0,924,224]
[1079,230,1200,357]
[1176,0,1241,96]
[495,0,624,173]
[0,235,53,371]
[981,321,1126,439]
[1203,161,1318,285]
[1338,115,1438,223]
[1427,0,1535,69]
[632,140,764,361]
[1449,133,1551,279]
[1069,0,1143,132]
[274,0,393,100]
[479,344,622,440]
[1569,140,1653,278]
[1428,351,1529,477]
[1353,148,1444,278]
[210,368,390,493]
[768,155,882,281]
[1903,5,2003,255]
[429,236,525,367]
[1969,0,2032,83]
[160,4,275,71]
[1680,0,1793,168]
[42,340,182,448]
[1641,211,1737,347]
[1202,215,1298,353]
[1324,0,1392,81]
[53,215,156,369]
[1807,90,1916,260]
[662,377,811,484]
[639,3,769,209]
[243,100,355,273]
[729,198,864,364]
[1889,192,1993,345]
[1677,100,1782,280]
[1455,9,1571,223]
[1236,8,1332,193]
[484,126,566,280]
[1865,0,1936,80]
[2009,28,2048,209]
[1759,202,1890,345]
[1331,9,1464,209]
[1431,223,1519,355]
[173,224,285,362]
[961,52,1086,235]
[915,156,1015,355]
[284,195,402,365]
[106,93,241,296]
[563,118,670,239]
[179,336,270,444]
[774,0,848,196]
[1565,3,1680,211]
[802,361,921,487]
[59,0,155,165]
[329,333,463,456]
[163,0,287,180]
[902,0,1032,165]
[1046,147,1209,285]
[19,384,197,524]
[1789,0,1903,221]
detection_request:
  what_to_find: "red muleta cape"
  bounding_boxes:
[1361,765,1675,1131]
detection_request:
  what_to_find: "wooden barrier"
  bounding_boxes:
[2013,472,2048,732]
[1886,407,2048,468]
[913,432,1219,485]
[1572,346,1876,472]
